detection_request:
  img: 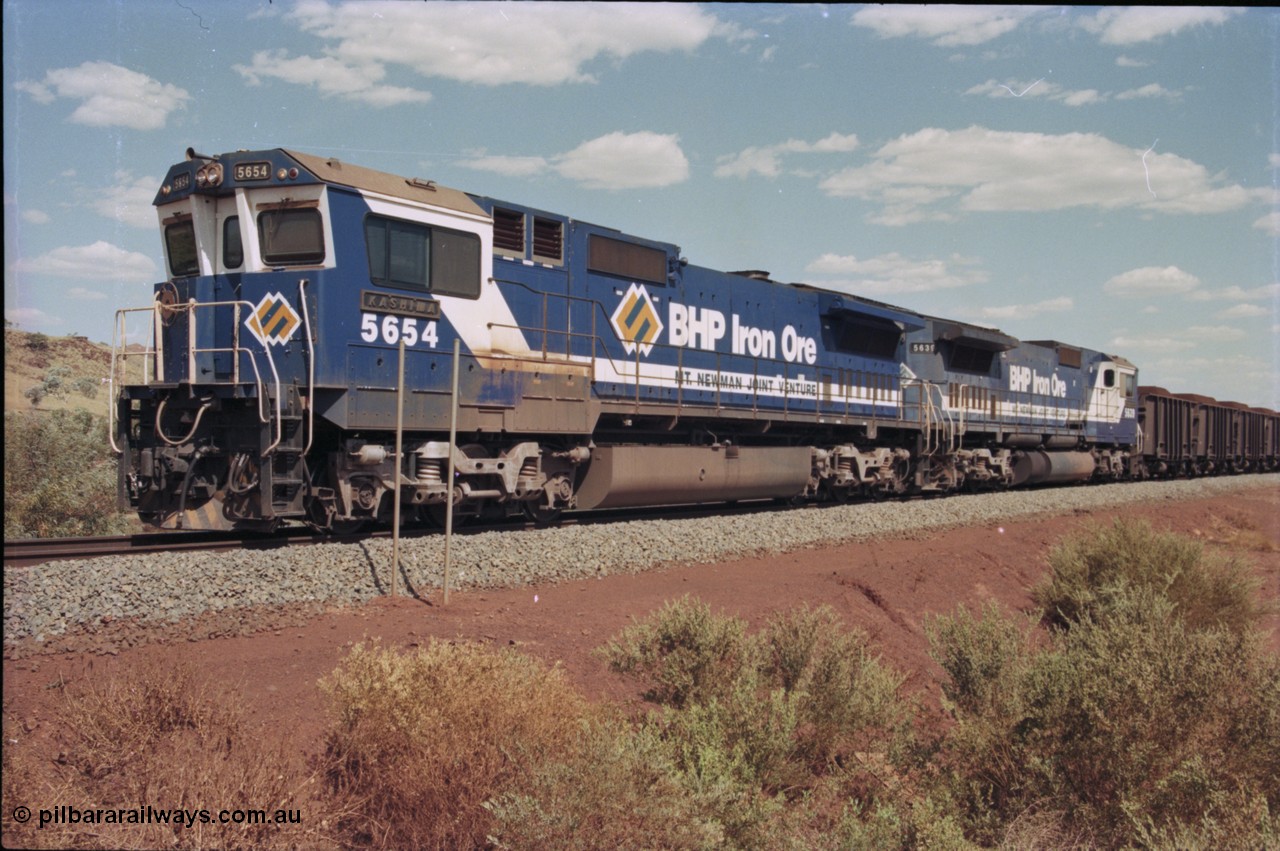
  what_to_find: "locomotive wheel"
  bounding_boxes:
[419,502,477,529]
[522,502,563,526]
[330,519,367,535]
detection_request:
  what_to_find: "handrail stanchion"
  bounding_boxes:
[391,338,405,598]
[443,338,461,606]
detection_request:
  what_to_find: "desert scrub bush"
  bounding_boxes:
[2,663,313,851]
[929,588,1280,847]
[767,606,910,771]
[485,716,721,850]
[600,594,754,708]
[599,599,914,848]
[320,639,587,851]
[4,409,135,538]
[1034,518,1265,635]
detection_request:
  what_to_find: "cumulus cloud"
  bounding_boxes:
[1216,303,1271,320]
[1081,7,1244,45]
[553,132,689,190]
[1187,282,1280,303]
[818,126,1264,224]
[12,241,157,281]
[1103,266,1201,298]
[91,172,161,229]
[1109,324,1248,353]
[803,251,988,295]
[241,0,735,106]
[234,50,431,107]
[1115,83,1181,101]
[851,5,1041,46]
[966,78,1181,107]
[971,297,1074,322]
[1254,211,1280,236]
[714,132,860,179]
[462,131,690,190]
[67,287,109,301]
[4,306,60,328]
[14,62,189,130]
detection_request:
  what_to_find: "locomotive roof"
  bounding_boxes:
[284,149,487,218]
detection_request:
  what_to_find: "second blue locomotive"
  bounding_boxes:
[113,147,1148,531]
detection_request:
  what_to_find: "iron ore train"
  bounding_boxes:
[110,148,1280,532]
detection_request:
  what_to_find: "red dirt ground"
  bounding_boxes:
[4,485,1278,774]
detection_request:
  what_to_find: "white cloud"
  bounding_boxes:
[460,155,549,178]
[21,209,50,225]
[68,287,109,301]
[462,132,689,189]
[91,172,161,228]
[1183,325,1248,343]
[966,79,1180,106]
[1254,211,1280,236]
[1188,282,1280,303]
[714,132,859,179]
[258,0,735,98]
[851,5,1041,46]
[803,251,988,295]
[553,132,689,190]
[1115,55,1150,68]
[971,297,1074,322]
[1103,266,1201,298]
[1108,327,1249,352]
[818,126,1264,223]
[1216,303,1271,319]
[234,50,431,107]
[12,241,157,281]
[4,307,59,328]
[1082,7,1244,45]
[14,61,189,130]
[1115,83,1181,101]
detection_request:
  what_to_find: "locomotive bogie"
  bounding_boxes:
[109,148,1278,532]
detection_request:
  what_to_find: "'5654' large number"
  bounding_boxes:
[360,313,439,348]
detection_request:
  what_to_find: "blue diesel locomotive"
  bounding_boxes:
[112,147,1148,532]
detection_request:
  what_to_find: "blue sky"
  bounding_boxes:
[4,3,1278,407]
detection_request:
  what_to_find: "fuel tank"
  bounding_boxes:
[1010,450,1095,487]
[575,445,812,510]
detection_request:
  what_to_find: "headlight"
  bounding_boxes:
[196,163,224,188]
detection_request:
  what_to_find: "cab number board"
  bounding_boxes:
[233,161,271,182]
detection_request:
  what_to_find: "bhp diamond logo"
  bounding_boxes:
[610,283,663,356]
[246,292,301,347]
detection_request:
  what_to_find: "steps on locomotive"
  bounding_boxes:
[267,410,307,516]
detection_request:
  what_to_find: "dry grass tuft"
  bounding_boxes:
[320,638,588,850]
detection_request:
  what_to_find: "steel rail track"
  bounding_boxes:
[2,498,807,569]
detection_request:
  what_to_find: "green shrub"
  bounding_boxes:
[4,409,135,537]
[597,599,914,848]
[320,639,587,851]
[485,716,720,850]
[929,588,1280,847]
[599,595,754,708]
[927,601,1032,716]
[1034,519,1265,636]
[760,605,909,770]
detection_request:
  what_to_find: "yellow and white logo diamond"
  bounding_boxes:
[610,283,663,356]
[246,292,301,347]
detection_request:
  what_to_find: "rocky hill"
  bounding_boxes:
[5,328,116,414]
